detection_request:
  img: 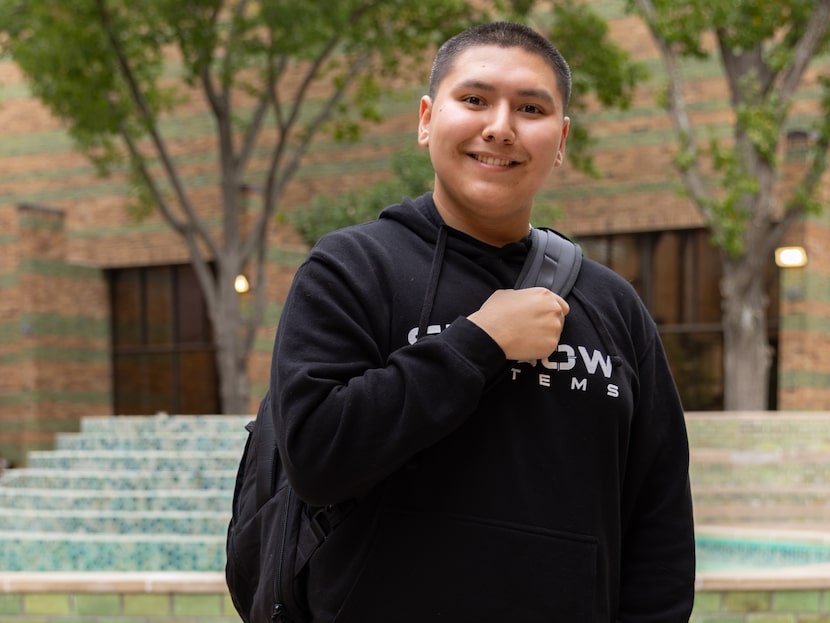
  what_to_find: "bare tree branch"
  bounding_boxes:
[116,108,185,233]
[237,89,273,175]
[95,0,220,260]
[776,0,830,109]
[633,0,714,221]
[241,51,372,265]
[266,0,384,193]
[781,133,830,224]
[118,112,218,311]
[198,4,225,120]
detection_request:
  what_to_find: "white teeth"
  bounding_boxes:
[475,155,513,166]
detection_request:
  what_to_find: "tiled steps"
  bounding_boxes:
[55,433,244,452]
[0,532,226,572]
[0,414,250,572]
[686,412,830,451]
[0,488,230,512]
[0,468,234,491]
[3,411,830,570]
[686,413,830,527]
[26,449,241,472]
[76,415,247,435]
[692,486,830,526]
[0,508,229,534]
[689,449,830,487]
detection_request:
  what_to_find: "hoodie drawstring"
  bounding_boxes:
[416,225,448,341]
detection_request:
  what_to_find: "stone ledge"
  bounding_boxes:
[695,525,830,591]
[686,411,830,420]
[0,571,227,593]
[698,524,830,544]
[696,564,830,591]
[4,567,830,595]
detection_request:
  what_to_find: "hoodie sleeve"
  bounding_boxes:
[270,235,507,508]
[618,325,696,622]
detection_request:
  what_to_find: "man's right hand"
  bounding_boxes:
[467,287,569,361]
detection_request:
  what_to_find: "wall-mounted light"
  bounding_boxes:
[234,274,250,294]
[774,246,808,268]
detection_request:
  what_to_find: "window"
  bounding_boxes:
[109,264,219,415]
[580,230,778,410]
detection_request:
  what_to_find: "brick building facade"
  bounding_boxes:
[1,4,829,465]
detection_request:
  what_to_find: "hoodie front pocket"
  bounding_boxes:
[334,509,597,623]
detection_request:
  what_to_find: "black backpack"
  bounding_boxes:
[225,228,582,623]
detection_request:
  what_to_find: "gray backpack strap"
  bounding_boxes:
[515,228,582,298]
[253,390,278,509]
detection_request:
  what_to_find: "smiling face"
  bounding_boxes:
[418,44,570,247]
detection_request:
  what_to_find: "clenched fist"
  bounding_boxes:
[467,287,569,361]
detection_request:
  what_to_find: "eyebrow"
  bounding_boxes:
[455,79,556,107]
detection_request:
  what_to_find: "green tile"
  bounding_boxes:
[23,593,71,616]
[693,591,724,613]
[0,595,21,616]
[724,591,771,613]
[773,590,820,612]
[223,592,238,616]
[173,594,222,617]
[123,593,171,616]
[74,593,121,616]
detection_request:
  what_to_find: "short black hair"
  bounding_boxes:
[428,21,571,113]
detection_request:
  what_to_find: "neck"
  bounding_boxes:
[432,195,531,247]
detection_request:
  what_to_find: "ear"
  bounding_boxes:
[418,95,432,147]
[554,116,570,167]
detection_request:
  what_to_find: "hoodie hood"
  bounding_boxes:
[379,193,624,359]
[379,192,532,340]
[379,192,532,269]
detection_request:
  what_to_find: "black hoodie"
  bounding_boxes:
[270,192,695,622]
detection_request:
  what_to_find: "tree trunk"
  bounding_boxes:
[720,259,772,410]
[212,267,249,415]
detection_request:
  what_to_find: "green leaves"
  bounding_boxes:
[736,96,781,164]
[290,145,434,246]
[706,141,757,258]
[0,0,479,161]
[551,1,647,110]
[1,0,175,173]
[632,0,830,261]
[542,0,648,175]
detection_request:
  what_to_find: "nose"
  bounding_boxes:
[482,102,515,144]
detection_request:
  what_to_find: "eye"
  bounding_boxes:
[519,103,543,114]
[462,95,485,106]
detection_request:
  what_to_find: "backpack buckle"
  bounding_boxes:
[307,501,355,543]
[308,505,335,542]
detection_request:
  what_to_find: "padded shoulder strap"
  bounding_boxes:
[515,228,582,298]
[254,391,277,510]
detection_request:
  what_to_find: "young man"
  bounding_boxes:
[270,21,695,622]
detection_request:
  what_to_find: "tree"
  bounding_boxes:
[0,0,646,414]
[0,0,484,414]
[630,0,830,409]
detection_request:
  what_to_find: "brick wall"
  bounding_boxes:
[2,0,830,423]
[0,205,110,467]
[778,205,830,410]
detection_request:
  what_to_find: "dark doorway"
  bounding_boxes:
[109,264,219,415]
